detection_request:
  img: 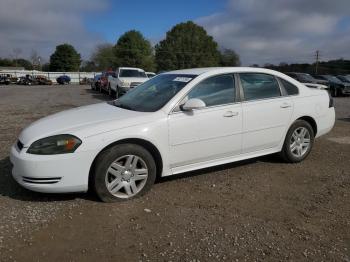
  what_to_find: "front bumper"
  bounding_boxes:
[118,85,131,94]
[10,144,96,193]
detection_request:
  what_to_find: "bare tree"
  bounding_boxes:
[13,48,22,68]
[30,50,40,70]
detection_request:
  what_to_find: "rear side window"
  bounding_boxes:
[280,78,299,95]
[239,73,281,101]
[187,74,235,107]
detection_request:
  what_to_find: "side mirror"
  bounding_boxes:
[180,98,206,111]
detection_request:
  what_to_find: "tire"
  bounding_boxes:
[331,87,338,97]
[115,86,120,98]
[280,120,314,163]
[108,84,115,98]
[92,144,157,202]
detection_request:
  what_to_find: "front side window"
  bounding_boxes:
[114,74,197,112]
[185,74,235,107]
[119,69,147,78]
[240,73,281,101]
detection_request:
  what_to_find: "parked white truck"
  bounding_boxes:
[108,67,149,97]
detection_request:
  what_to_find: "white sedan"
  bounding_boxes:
[10,67,335,202]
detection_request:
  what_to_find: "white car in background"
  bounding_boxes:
[10,67,335,202]
[108,67,148,97]
[146,72,156,78]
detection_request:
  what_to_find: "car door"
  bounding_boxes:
[168,74,242,170]
[239,73,293,153]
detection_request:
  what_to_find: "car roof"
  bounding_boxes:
[119,67,145,71]
[163,67,285,76]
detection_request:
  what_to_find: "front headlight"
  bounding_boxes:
[27,134,82,155]
[120,81,130,87]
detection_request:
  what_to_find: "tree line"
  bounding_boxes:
[0,21,240,73]
[1,20,349,74]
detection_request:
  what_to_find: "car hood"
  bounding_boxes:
[119,77,148,83]
[19,102,150,146]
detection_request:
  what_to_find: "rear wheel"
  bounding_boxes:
[115,86,120,98]
[280,120,314,163]
[92,144,157,202]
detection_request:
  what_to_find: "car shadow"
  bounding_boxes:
[0,153,283,202]
[0,156,98,202]
[338,117,350,123]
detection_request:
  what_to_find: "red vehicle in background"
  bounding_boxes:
[99,70,116,95]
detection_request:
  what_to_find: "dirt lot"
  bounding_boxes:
[0,85,349,262]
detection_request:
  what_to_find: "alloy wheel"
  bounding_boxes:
[105,155,148,199]
[289,127,311,158]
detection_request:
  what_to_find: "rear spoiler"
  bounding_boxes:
[302,83,329,90]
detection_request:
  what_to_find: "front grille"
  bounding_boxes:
[130,82,142,88]
[17,140,24,151]
[22,176,62,184]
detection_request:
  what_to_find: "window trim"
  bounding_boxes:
[236,72,284,103]
[170,73,239,114]
[277,77,299,97]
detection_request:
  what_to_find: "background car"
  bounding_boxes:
[99,71,116,94]
[91,74,102,90]
[109,67,148,97]
[286,72,329,86]
[36,75,53,85]
[0,74,11,85]
[56,75,71,85]
[313,74,350,97]
[18,75,38,85]
[336,75,350,83]
[146,72,156,78]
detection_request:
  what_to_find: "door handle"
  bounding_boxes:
[280,103,292,108]
[223,111,239,117]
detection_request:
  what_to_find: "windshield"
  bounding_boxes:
[324,75,342,83]
[119,69,147,78]
[114,74,197,112]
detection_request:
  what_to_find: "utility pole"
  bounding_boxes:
[315,50,320,74]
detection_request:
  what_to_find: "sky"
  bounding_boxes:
[0,0,349,65]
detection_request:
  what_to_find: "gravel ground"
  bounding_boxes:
[0,85,349,262]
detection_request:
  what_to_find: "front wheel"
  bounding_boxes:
[108,84,112,96]
[92,144,157,202]
[115,86,120,98]
[280,120,314,163]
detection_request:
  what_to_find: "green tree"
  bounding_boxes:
[155,21,221,71]
[49,44,81,71]
[219,49,241,67]
[0,58,14,67]
[14,58,33,70]
[114,30,155,72]
[91,43,116,70]
[80,60,98,72]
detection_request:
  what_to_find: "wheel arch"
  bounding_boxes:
[88,138,163,188]
[295,116,317,136]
